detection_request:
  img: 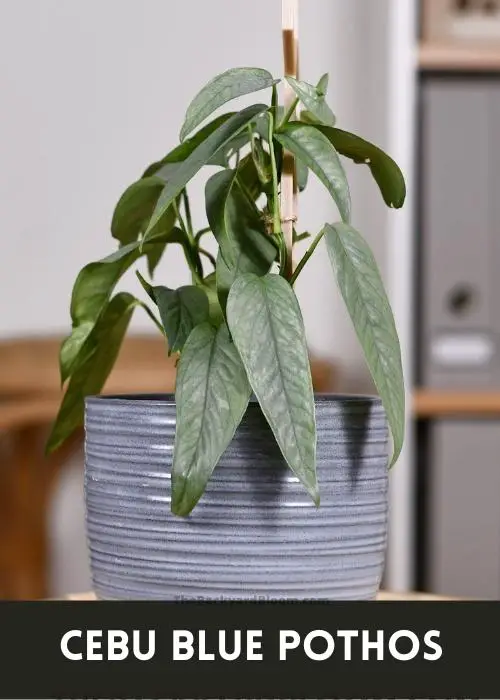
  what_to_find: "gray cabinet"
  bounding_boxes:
[420,76,500,598]
[420,78,500,388]
[427,421,500,599]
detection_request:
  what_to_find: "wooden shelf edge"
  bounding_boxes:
[419,42,500,71]
[414,390,500,417]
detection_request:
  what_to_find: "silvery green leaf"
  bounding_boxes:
[206,169,275,276]
[144,104,267,241]
[153,285,209,354]
[275,123,351,223]
[197,273,224,327]
[286,76,336,127]
[296,157,309,192]
[142,113,235,177]
[324,222,405,466]
[226,273,318,503]
[172,323,252,515]
[180,67,277,141]
[316,126,407,209]
[317,73,329,96]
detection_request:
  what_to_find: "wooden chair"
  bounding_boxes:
[0,335,337,600]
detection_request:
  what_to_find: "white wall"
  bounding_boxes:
[0,0,391,393]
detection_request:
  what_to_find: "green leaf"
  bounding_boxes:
[135,269,155,300]
[137,270,210,348]
[205,169,275,312]
[233,141,273,201]
[299,110,322,125]
[110,174,178,276]
[215,226,274,315]
[111,177,173,245]
[250,137,272,186]
[142,113,235,177]
[146,244,165,278]
[317,73,329,96]
[180,67,277,141]
[143,104,267,241]
[47,293,138,453]
[254,107,284,141]
[315,126,406,209]
[172,322,252,515]
[59,322,94,385]
[324,222,405,466]
[209,130,251,168]
[214,253,234,314]
[226,273,318,503]
[275,123,351,223]
[69,238,166,332]
[205,169,239,264]
[296,157,308,192]
[71,231,188,327]
[70,242,141,327]
[198,273,224,327]
[61,229,187,383]
[286,76,336,127]
[153,285,209,354]
[236,153,262,201]
[206,170,275,267]
[60,242,143,383]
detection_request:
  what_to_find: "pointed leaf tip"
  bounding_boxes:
[226,273,319,504]
[324,223,405,466]
[316,126,406,210]
[172,323,251,515]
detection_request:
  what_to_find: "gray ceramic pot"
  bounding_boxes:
[85,394,389,600]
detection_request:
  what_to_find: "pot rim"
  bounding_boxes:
[86,392,382,407]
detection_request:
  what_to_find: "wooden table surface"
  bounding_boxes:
[64,591,455,601]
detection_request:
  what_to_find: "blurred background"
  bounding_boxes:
[1,0,498,599]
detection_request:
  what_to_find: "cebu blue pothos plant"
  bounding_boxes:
[47,67,406,517]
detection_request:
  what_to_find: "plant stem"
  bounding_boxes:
[195,227,211,242]
[271,83,279,124]
[182,189,194,239]
[173,198,188,238]
[137,300,165,336]
[174,197,203,281]
[278,96,299,130]
[289,228,325,286]
[268,111,288,278]
[199,247,216,269]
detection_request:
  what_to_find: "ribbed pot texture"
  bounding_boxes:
[85,394,389,600]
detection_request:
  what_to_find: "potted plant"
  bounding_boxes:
[47,48,405,600]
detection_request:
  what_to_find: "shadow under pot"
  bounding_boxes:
[84,393,389,600]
